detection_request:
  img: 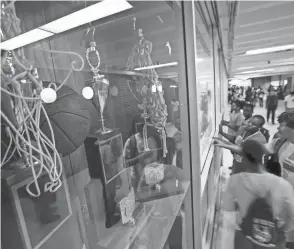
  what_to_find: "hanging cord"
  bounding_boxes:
[1,1,64,197]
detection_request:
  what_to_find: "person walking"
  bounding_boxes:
[285,91,294,112]
[258,88,265,107]
[266,89,279,124]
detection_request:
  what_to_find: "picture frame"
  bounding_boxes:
[97,133,125,185]
[10,173,72,249]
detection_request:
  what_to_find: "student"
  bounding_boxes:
[218,115,268,174]
[221,100,245,136]
[285,91,294,112]
[217,112,294,247]
[242,103,254,126]
[219,139,294,249]
[266,89,279,124]
[216,112,294,183]
[258,88,265,107]
[264,111,294,187]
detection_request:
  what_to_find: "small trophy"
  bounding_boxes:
[85,40,112,135]
[119,187,136,225]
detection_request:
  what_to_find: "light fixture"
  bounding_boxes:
[134,62,178,71]
[239,69,275,74]
[134,58,203,71]
[196,75,211,79]
[40,88,57,103]
[237,61,294,70]
[236,66,254,70]
[0,0,132,50]
[246,44,294,55]
[41,0,132,33]
[0,29,54,50]
[170,85,178,88]
[82,87,94,99]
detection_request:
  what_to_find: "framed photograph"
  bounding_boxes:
[97,133,125,184]
[135,122,145,134]
[135,123,163,153]
[10,173,72,249]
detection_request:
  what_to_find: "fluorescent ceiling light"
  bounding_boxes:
[41,0,132,33]
[239,69,275,74]
[0,29,53,50]
[135,58,203,71]
[134,62,178,71]
[236,66,254,70]
[0,0,132,50]
[246,44,294,55]
[197,75,211,79]
[237,61,294,71]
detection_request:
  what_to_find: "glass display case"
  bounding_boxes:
[194,7,216,169]
[1,1,228,249]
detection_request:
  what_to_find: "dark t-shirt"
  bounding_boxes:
[223,172,294,247]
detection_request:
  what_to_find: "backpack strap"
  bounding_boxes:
[274,138,287,154]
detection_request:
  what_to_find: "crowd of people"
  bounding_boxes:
[215,88,294,249]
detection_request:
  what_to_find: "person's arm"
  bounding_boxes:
[226,124,239,132]
[125,152,151,167]
[219,129,236,143]
[263,139,276,155]
[214,140,243,155]
[123,138,152,167]
[214,137,234,146]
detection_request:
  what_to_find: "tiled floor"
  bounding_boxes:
[211,100,286,249]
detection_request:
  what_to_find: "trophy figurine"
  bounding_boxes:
[86,40,112,135]
[119,187,136,225]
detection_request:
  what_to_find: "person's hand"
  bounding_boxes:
[219,124,224,134]
[221,120,228,126]
[213,138,226,148]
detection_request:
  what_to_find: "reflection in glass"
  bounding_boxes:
[15,174,71,249]
[195,22,215,165]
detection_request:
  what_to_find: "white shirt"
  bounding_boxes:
[285,95,294,108]
[266,139,294,188]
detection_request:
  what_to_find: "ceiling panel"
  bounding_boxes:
[230,1,294,78]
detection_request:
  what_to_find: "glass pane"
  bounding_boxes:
[194,9,216,168]
[1,2,193,249]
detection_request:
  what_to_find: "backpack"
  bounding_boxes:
[265,138,287,177]
[240,196,279,248]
